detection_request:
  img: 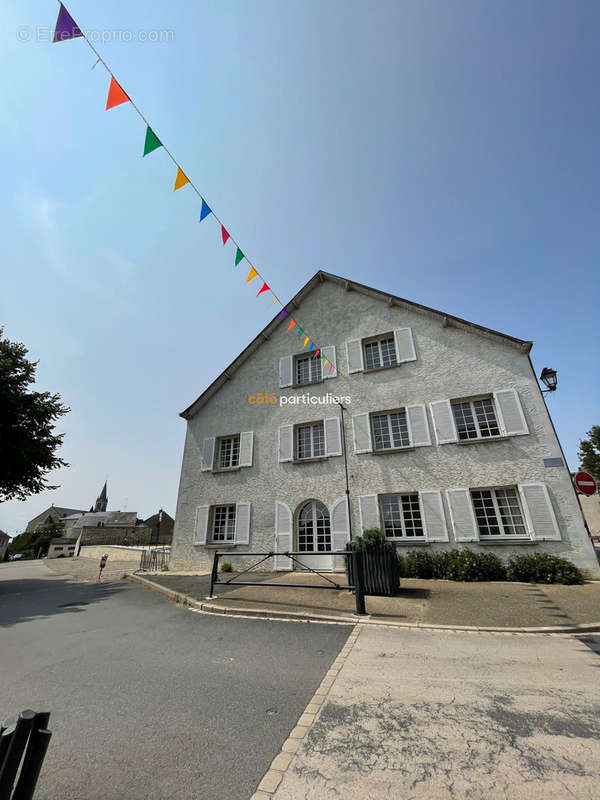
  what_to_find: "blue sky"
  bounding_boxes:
[1,0,598,535]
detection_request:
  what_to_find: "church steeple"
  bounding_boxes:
[94,481,108,513]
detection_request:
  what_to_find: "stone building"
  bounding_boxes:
[25,505,86,533]
[170,271,599,577]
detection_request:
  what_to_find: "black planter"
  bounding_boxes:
[346,542,400,596]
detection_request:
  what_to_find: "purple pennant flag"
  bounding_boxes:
[277,308,287,319]
[53,3,83,43]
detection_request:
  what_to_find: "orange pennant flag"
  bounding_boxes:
[246,266,258,283]
[173,167,189,191]
[106,76,130,110]
[287,319,296,331]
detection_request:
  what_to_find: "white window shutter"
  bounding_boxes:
[419,491,449,542]
[446,489,479,541]
[352,413,372,454]
[234,502,251,545]
[331,497,350,571]
[194,505,209,545]
[358,494,381,532]
[519,484,561,541]
[321,345,337,379]
[494,389,529,436]
[346,339,364,373]
[278,424,294,462]
[406,404,431,447]
[430,400,458,445]
[201,437,215,471]
[324,417,342,456]
[279,355,293,388]
[394,328,417,362]
[239,431,254,467]
[275,501,293,570]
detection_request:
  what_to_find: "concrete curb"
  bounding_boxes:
[124,573,600,635]
[250,625,363,798]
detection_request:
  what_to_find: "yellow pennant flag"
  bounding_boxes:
[173,167,189,191]
[323,359,329,367]
[303,336,309,347]
[246,266,258,283]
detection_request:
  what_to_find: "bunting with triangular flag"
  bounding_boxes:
[143,126,162,156]
[277,308,287,318]
[199,199,211,222]
[221,226,230,245]
[246,266,258,283]
[297,328,304,338]
[53,3,83,43]
[269,296,279,307]
[287,319,296,331]
[173,167,189,191]
[257,282,270,297]
[235,248,244,266]
[303,337,310,347]
[309,342,315,352]
[105,77,129,110]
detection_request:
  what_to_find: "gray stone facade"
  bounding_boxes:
[171,273,599,578]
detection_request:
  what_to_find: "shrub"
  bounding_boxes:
[506,553,584,585]
[220,562,233,573]
[355,529,395,551]
[442,549,506,582]
[403,549,438,579]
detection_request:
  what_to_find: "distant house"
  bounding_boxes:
[144,511,174,544]
[0,530,9,561]
[47,538,78,559]
[25,506,86,533]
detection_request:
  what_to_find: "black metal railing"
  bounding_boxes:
[139,547,170,572]
[208,550,367,615]
[0,710,52,800]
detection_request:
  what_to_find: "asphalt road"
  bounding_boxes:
[0,561,351,800]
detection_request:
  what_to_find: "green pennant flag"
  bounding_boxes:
[143,126,162,157]
[297,327,303,338]
[235,248,244,266]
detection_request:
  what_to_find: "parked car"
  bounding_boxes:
[10,553,23,561]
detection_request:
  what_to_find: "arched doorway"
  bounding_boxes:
[297,500,332,571]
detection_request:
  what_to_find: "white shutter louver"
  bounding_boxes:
[324,417,342,456]
[446,489,479,541]
[274,501,293,570]
[430,400,458,445]
[394,328,417,363]
[331,497,350,571]
[194,505,210,545]
[346,339,364,373]
[352,413,372,454]
[279,355,293,388]
[358,494,381,532]
[321,345,337,379]
[239,431,254,467]
[519,484,561,541]
[278,424,294,462]
[201,437,215,471]
[419,491,449,542]
[494,389,529,436]
[406,404,431,447]
[234,502,251,545]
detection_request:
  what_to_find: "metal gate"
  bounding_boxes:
[139,547,170,572]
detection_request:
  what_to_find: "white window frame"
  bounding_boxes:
[294,353,323,386]
[451,396,502,441]
[215,434,241,470]
[379,493,425,540]
[295,421,326,461]
[470,486,528,539]
[362,333,398,371]
[210,504,237,543]
[370,409,411,452]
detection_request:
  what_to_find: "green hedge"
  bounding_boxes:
[397,549,583,585]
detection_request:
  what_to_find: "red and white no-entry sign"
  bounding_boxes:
[574,471,597,496]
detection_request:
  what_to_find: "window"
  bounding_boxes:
[363,334,397,370]
[295,354,322,386]
[298,501,331,552]
[211,504,236,542]
[471,488,527,538]
[451,398,501,441]
[380,494,424,538]
[371,411,410,451]
[217,435,240,469]
[296,423,325,460]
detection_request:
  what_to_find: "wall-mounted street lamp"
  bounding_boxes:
[539,366,558,393]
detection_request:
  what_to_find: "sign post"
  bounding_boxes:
[574,471,598,497]
[96,553,109,582]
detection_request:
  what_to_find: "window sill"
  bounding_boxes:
[200,543,237,549]
[363,364,399,374]
[292,379,325,389]
[372,446,415,455]
[477,538,535,546]
[456,436,508,446]
[293,456,328,464]
[212,466,242,474]
[388,538,428,545]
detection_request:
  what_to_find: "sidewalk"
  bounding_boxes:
[137,570,600,631]
[256,625,600,799]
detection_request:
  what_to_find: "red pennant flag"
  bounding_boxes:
[106,77,130,110]
[257,282,270,297]
[313,349,320,359]
[221,226,230,245]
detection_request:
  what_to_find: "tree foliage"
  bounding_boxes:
[578,425,600,484]
[8,523,64,559]
[0,327,70,501]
